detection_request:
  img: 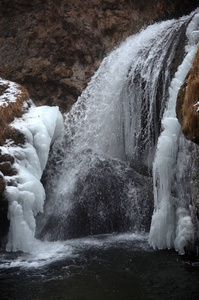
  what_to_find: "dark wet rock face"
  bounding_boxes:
[38,154,153,241]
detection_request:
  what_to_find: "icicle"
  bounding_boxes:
[149,10,199,253]
[2,105,63,252]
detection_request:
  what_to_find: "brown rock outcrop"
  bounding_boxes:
[0,0,198,112]
[176,46,199,144]
[0,82,29,146]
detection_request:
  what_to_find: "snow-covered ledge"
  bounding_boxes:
[0,79,63,252]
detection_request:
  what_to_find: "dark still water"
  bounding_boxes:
[0,233,199,300]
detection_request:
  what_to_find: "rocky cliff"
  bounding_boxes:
[176,45,199,145]
[0,0,198,112]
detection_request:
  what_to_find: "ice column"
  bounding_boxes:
[149,11,199,253]
[3,105,63,252]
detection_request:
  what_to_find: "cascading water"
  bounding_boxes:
[2,9,199,255]
[32,9,199,257]
[2,9,199,300]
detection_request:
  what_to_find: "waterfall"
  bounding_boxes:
[3,9,199,254]
[34,9,199,255]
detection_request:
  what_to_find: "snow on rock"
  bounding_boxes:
[0,78,22,107]
[1,104,64,252]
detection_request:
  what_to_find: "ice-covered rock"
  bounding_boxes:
[0,84,64,252]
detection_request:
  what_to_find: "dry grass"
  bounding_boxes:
[0,84,29,146]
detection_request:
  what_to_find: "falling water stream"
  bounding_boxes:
[1,9,199,300]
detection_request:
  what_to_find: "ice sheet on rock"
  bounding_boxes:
[0,103,64,252]
[12,105,63,172]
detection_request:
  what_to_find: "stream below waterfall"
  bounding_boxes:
[1,8,199,300]
[1,234,199,300]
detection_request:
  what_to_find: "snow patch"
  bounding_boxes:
[0,78,22,107]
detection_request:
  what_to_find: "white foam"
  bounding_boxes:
[0,233,149,269]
